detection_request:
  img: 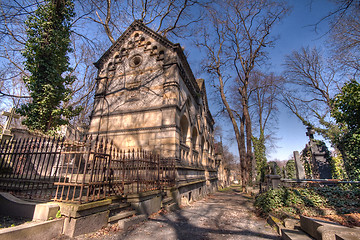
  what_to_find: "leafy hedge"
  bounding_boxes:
[255,186,360,217]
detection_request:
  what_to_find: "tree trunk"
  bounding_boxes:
[240,114,247,191]
[239,85,254,186]
[243,104,254,184]
[218,74,246,187]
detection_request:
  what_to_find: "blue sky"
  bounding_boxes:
[265,0,336,161]
[191,0,337,161]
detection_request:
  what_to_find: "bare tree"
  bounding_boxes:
[329,2,360,76]
[0,1,34,118]
[199,0,288,187]
[81,0,204,44]
[250,71,282,142]
[282,47,345,149]
[310,0,359,76]
[249,71,283,181]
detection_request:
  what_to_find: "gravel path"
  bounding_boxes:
[80,186,279,240]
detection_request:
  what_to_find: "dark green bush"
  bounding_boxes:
[255,186,359,216]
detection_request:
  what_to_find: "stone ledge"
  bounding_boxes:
[63,210,109,238]
[208,177,218,181]
[118,214,147,231]
[0,218,64,240]
[300,215,360,240]
[127,190,161,203]
[336,232,360,240]
[176,165,205,171]
[177,179,206,188]
[281,228,314,240]
[267,214,283,235]
[58,199,111,218]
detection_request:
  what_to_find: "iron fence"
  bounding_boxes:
[0,136,175,203]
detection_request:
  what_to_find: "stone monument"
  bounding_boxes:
[1,108,20,142]
[88,20,218,204]
[293,151,305,180]
[306,126,332,179]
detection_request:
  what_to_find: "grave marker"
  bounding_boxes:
[1,107,20,141]
[293,151,305,179]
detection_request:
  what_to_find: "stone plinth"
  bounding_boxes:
[266,175,282,189]
[127,190,162,216]
[59,199,111,237]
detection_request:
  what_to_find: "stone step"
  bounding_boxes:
[281,228,315,240]
[165,202,179,212]
[284,218,300,230]
[300,215,360,240]
[108,202,131,211]
[108,210,136,223]
[108,204,133,217]
[335,232,360,240]
[162,197,174,205]
[118,214,147,231]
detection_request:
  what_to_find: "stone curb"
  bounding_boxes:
[118,214,147,231]
[0,218,64,240]
[300,215,360,240]
[267,214,283,235]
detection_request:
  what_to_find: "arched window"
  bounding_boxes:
[201,137,205,153]
[191,128,198,150]
[180,115,189,144]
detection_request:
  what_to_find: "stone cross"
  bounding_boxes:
[1,108,20,135]
[306,126,315,141]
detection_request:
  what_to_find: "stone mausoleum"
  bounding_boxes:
[89,20,219,205]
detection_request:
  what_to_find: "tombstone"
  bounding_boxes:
[272,163,277,175]
[306,126,332,179]
[293,151,305,180]
[1,108,20,141]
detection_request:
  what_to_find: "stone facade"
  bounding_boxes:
[89,20,218,203]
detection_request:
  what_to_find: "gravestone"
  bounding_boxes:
[293,151,305,180]
[1,108,20,141]
[306,126,332,179]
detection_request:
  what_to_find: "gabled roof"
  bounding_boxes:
[94,20,174,69]
[93,20,215,125]
[94,20,201,95]
[197,78,214,126]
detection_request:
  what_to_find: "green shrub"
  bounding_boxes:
[255,185,359,216]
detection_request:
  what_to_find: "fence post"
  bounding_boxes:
[158,154,160,189]
[135,149,139,193]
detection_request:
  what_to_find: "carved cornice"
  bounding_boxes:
[89,124,179,135]
[91,104,180,117]
[163,81,180,89]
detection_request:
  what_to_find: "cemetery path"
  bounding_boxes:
[76,186,279,240]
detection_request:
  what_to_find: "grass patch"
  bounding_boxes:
[218,187,232,192]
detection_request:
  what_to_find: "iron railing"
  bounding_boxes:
[0,136,175,203]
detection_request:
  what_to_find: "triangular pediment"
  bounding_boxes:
[94,20,176,69]
[94,20,203,104]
